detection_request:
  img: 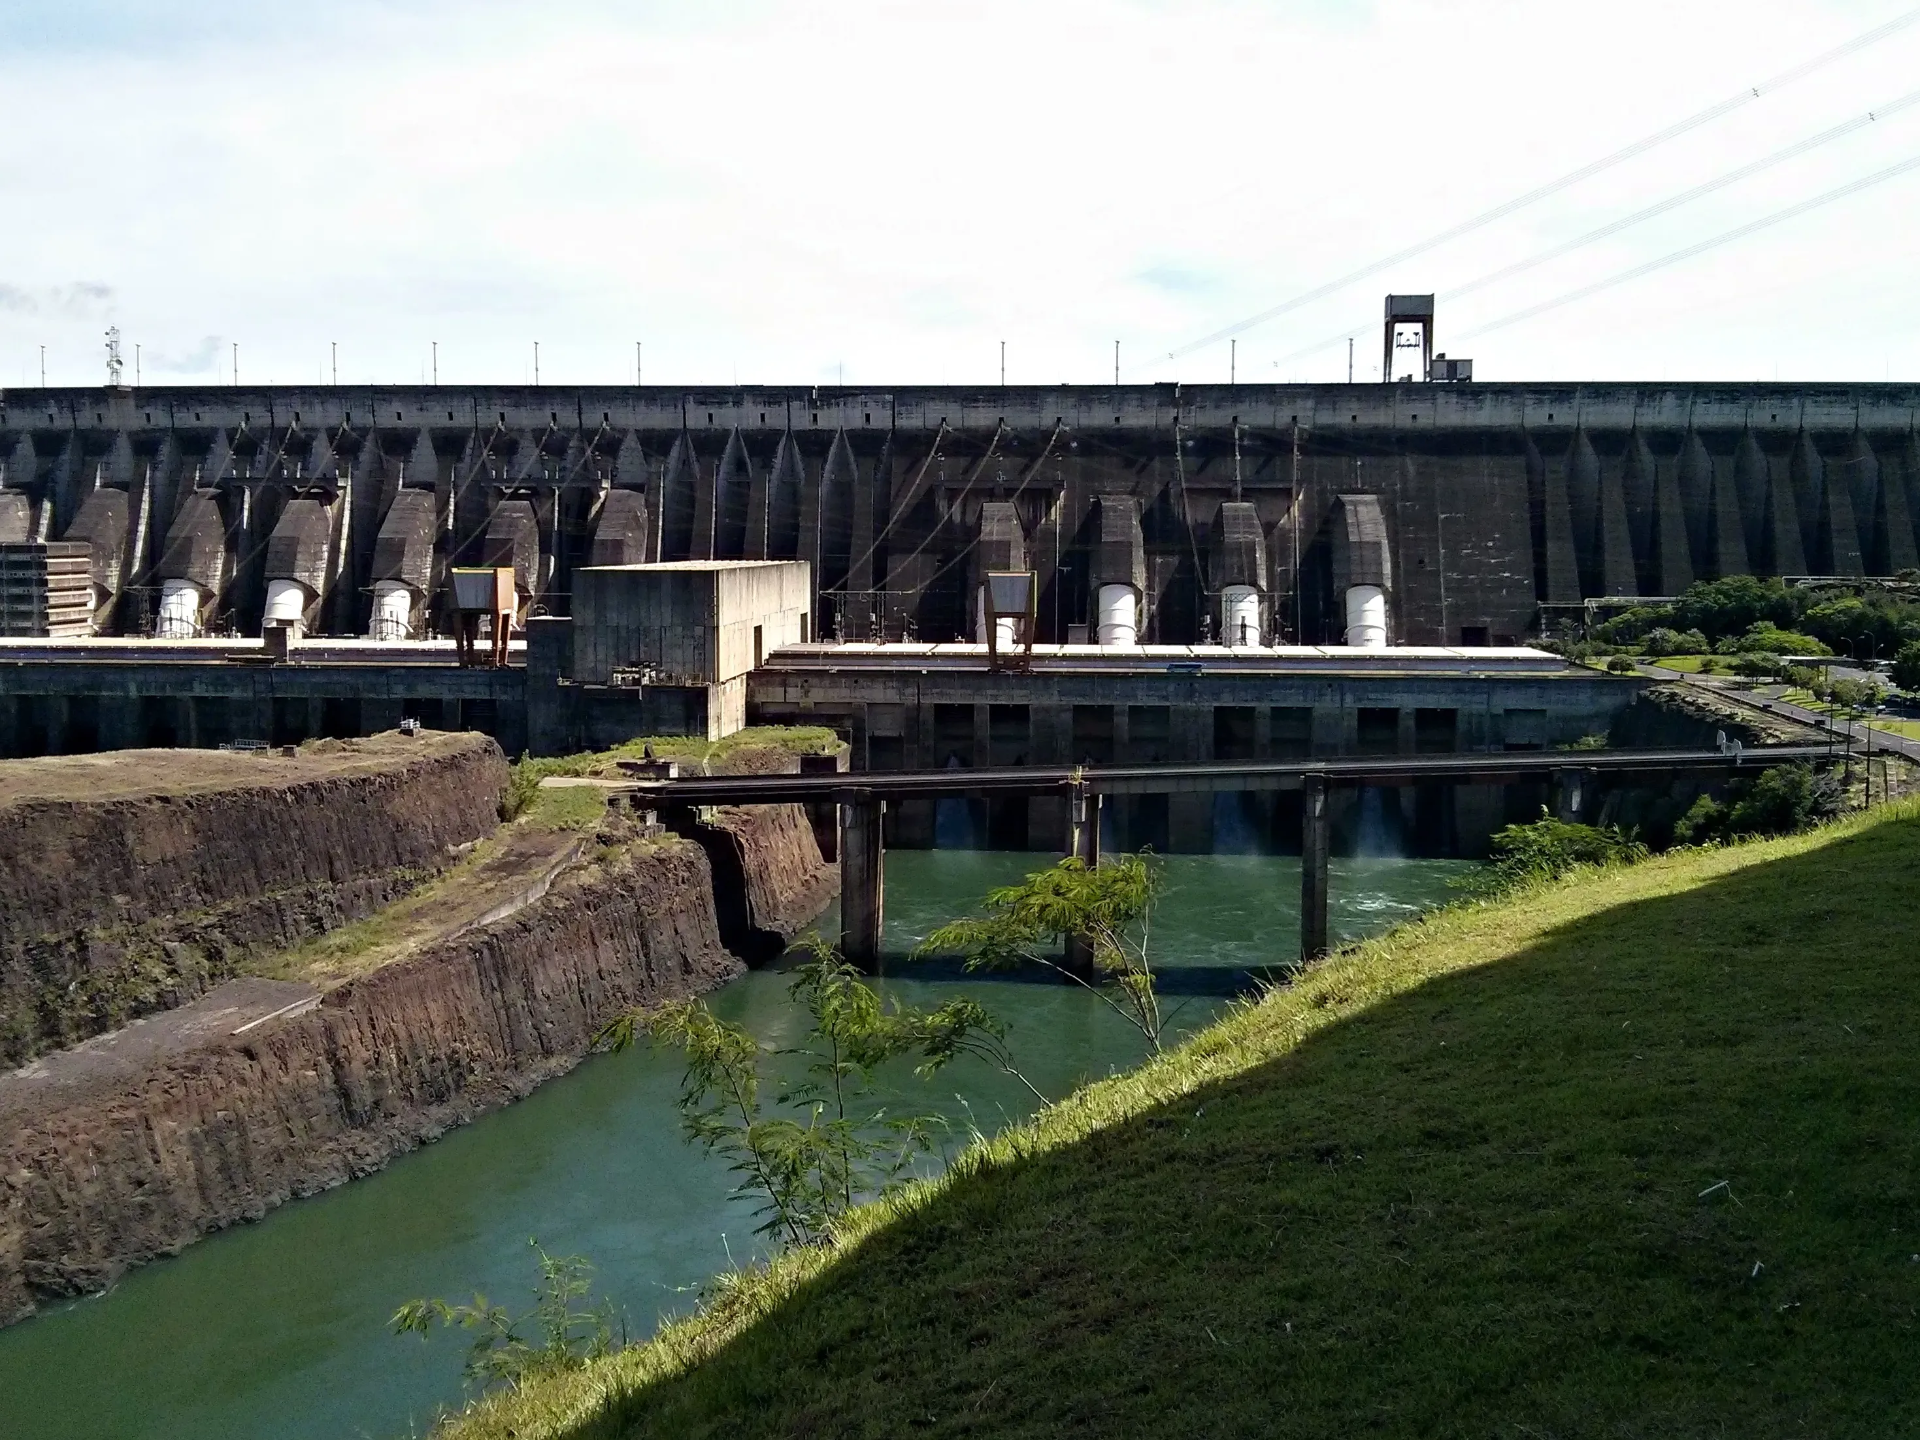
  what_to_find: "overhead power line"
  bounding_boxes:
[1264,84,1920,371]
[1448,86,1920,302]
[1456,151,1920,340]
[1164,3,1920,362]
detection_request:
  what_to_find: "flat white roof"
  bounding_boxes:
[765,641,1583,677]
[579,560,804,573]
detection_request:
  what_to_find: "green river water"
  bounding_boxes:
[0,850,1467,1440]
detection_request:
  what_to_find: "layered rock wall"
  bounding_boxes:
[0,837,740,1325]
[0,734,509,1065]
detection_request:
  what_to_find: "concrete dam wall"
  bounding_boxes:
[8,381,1920,650]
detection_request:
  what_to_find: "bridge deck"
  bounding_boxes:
[623,745,1833,807]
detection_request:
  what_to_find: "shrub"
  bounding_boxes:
[1782,663,1823,690]
[1592,605,1676,647]
[1730,653,1786,680]
[1673,763,1841,845]
[393,1241,616,1395]
[1716,622,1831,657]
[1605,655,1638,674]
[1471,815,1648,894]
[1892,640,1920,694]
[1672,576,1798,642]
[1639,626,1710,657]
[1728,764,1843,837]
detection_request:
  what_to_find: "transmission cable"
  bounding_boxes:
[1456,150,1920,340]
[1450,86,1920,302]
[1164,3,1920,362]
[1265,86,1920,371]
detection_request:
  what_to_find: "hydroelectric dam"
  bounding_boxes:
[6,379,1917,651]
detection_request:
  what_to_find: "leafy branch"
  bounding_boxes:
[595,937,1042,1248]
[916,854,1170,1055]
[391,1240,615,1393]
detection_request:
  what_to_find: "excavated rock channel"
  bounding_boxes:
[0,743,835,1327]
[0,733,510,1067]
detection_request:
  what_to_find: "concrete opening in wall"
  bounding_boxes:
[1330,493,1393,649]
[155,579,205,638]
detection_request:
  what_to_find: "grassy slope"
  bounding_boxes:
[443,805,1920,1440]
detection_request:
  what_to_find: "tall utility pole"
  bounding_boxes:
[1114,340,1120,386]
[232,342,238,387]
[331,341,337,386]
[1000,340,1005,387]
[135,344,140,387]
[1347,337,1354,384]
[533,341,540,385]
[636,341,642,387]
[39,345,45,387]
[1230,338,1236,386]
[432,341,438,385]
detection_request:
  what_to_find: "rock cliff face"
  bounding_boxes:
[677,805,837,961]
[0,734,509,1065]
[0,837,741,1325]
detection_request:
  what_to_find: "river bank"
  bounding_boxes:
[442,805,1920,1440]
[0,735,838,1328]
[0,849,1466,1440]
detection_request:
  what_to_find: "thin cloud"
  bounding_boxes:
[0,282,113,316]
[142,336,221,375]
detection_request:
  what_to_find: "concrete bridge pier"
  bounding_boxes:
[1301,774,1330,964]
[839,792,885,971]
[1064,781,1102,981]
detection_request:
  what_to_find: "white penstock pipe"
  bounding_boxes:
[1097,584,1139,646]
[1344,584,1388,648]
[262,578,310,633]
[369,580,414,641]
[1222,584,1260,647]
[155,578,204,638]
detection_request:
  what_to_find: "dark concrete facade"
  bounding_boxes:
[6,381,1919,649]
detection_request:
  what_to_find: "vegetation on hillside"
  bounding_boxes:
[428,800,1920,1440]
[1549,575,1920,680]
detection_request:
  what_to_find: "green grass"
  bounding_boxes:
[1772,694,1920,742]
[503,728,844,818]
[437,805,1920,1439]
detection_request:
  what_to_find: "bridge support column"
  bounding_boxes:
[839,793,885,972]
[1301,774,1330,964]
[1065,782,1102,980]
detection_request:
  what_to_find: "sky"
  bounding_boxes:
[4,0,1920,391]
